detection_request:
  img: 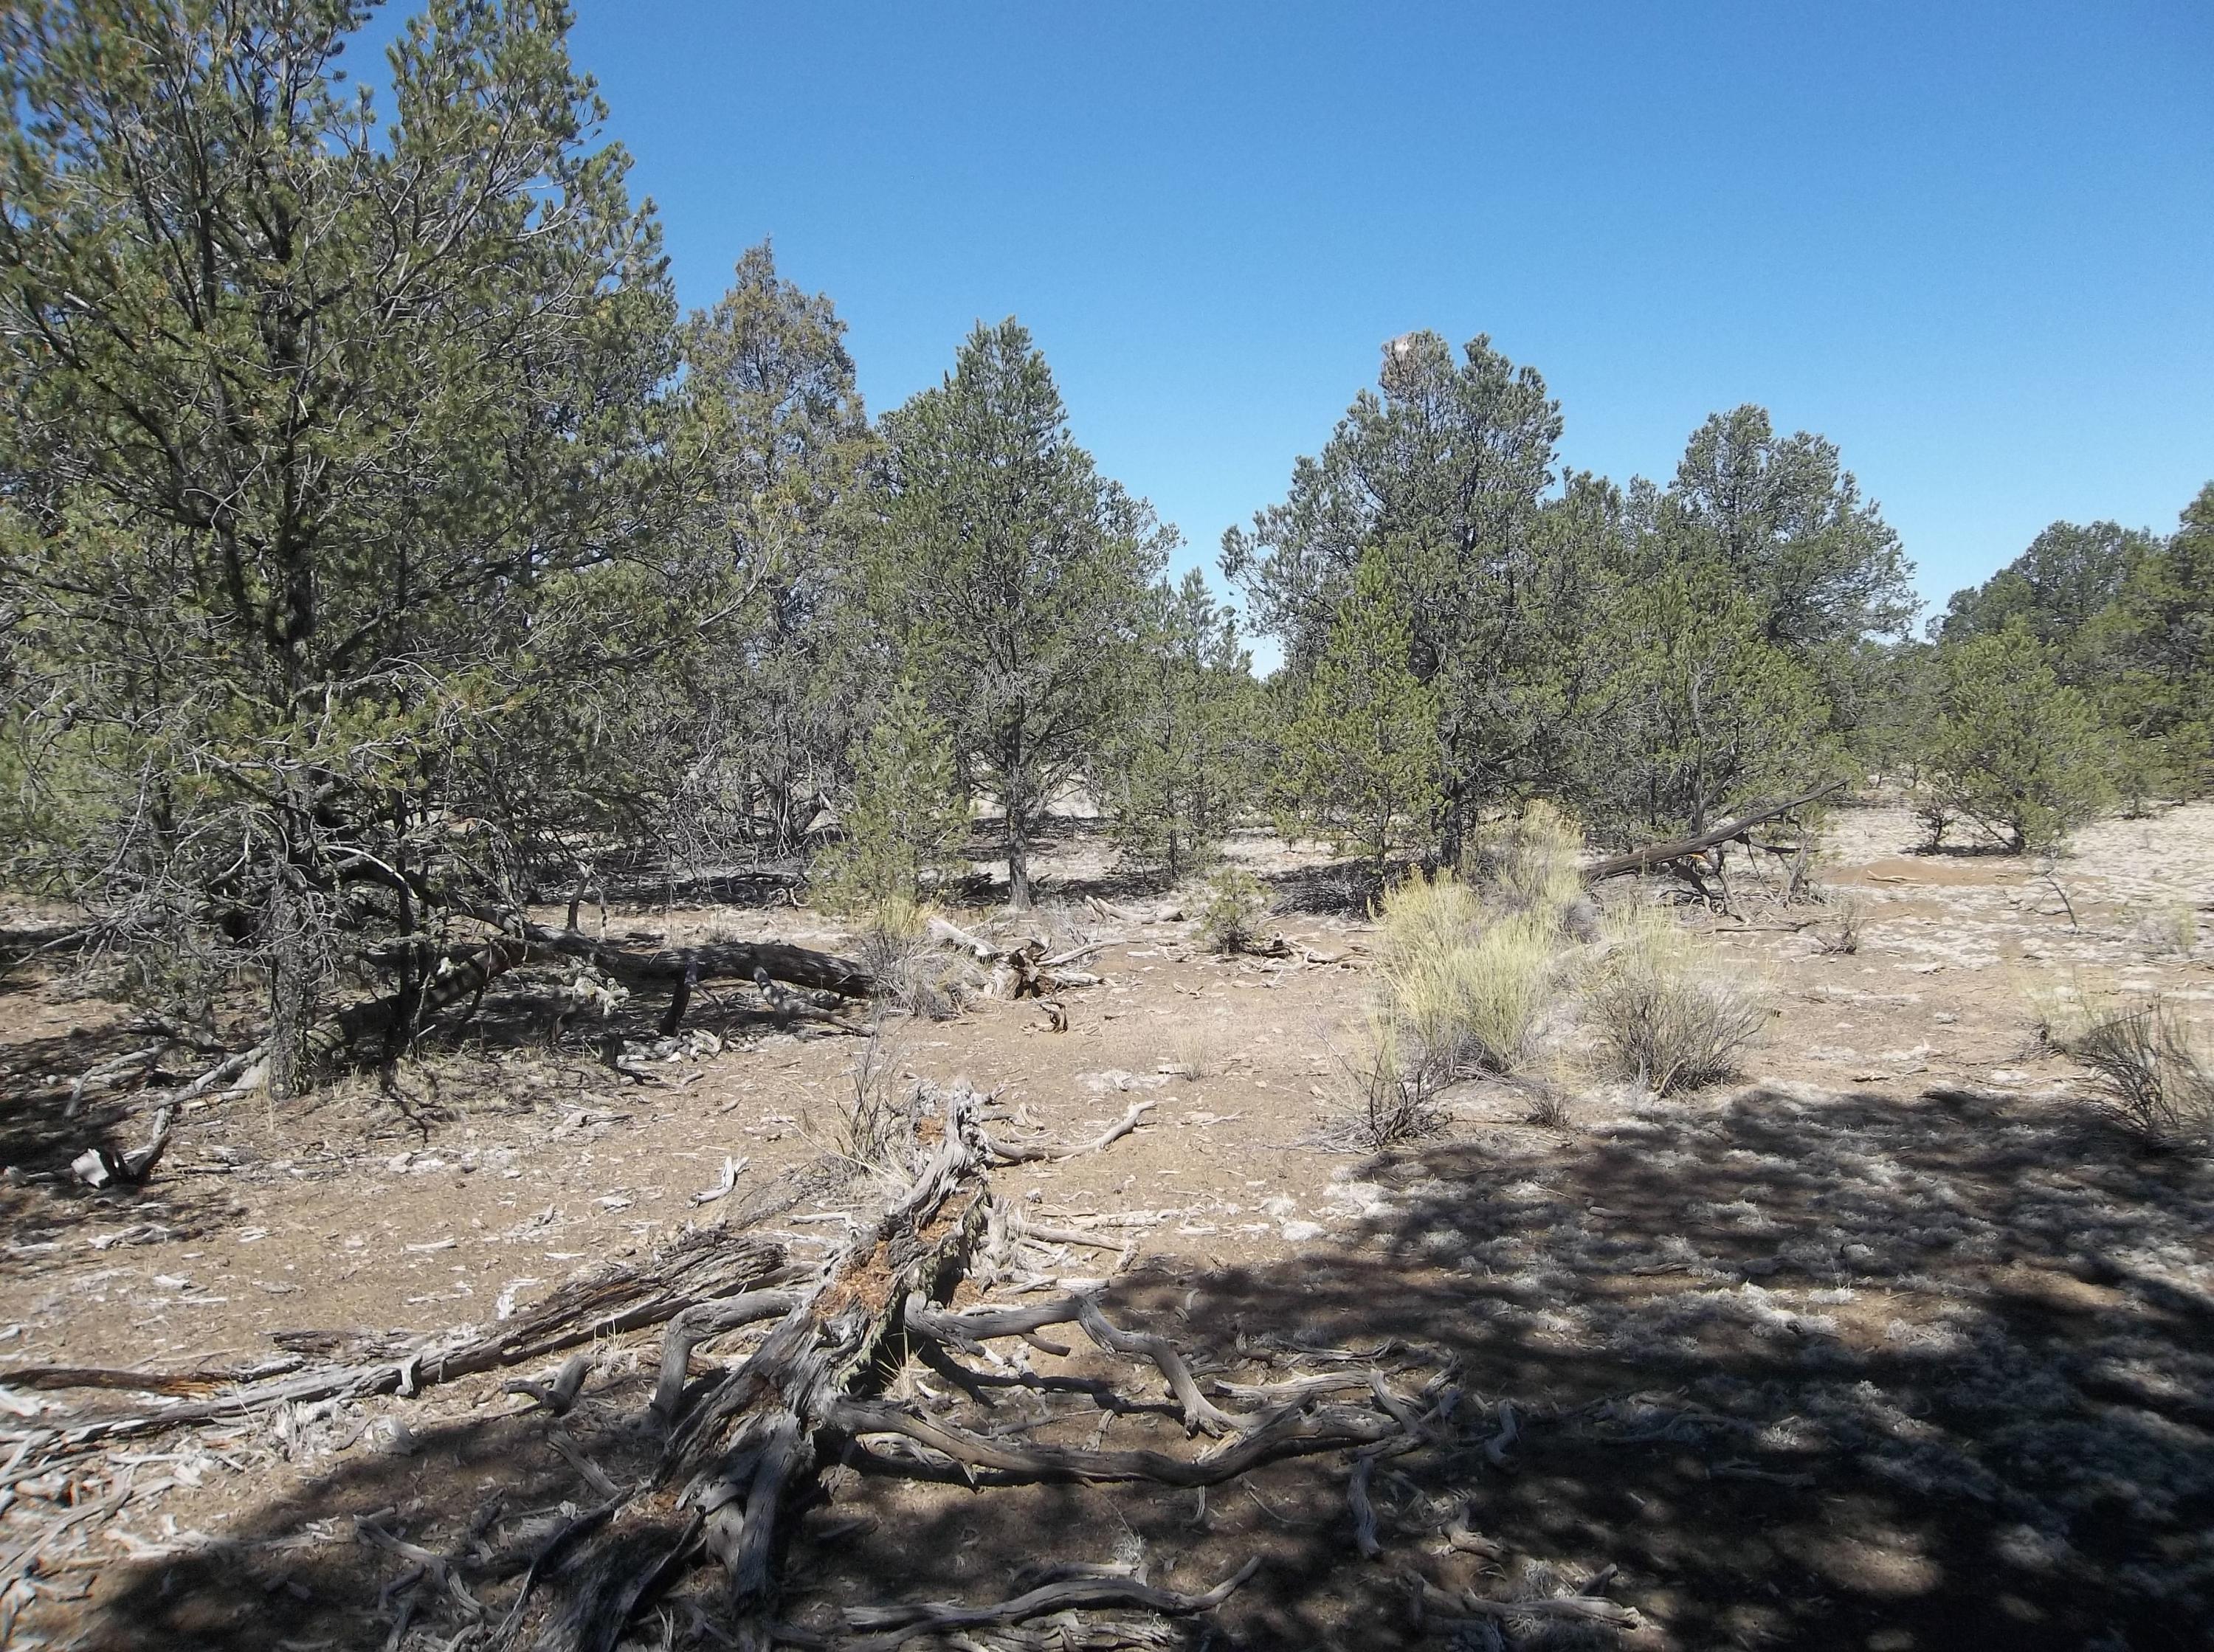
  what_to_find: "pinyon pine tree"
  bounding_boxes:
[1277,549,1441,868]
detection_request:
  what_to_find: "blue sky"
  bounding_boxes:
[382,1,2211,629]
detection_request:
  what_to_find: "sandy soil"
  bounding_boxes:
[2,802,2210,1650]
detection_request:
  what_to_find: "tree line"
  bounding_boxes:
[2,2,2208,1091]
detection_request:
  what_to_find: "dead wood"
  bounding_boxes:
[984,1101,1156,1164]
[68,1103,176,1189]
[1583,781,1846,885]
[841,1558,1261,1652]
[24,1228,793,1455]
[1402,1569,1639,1630]
[496,1081,1410,1651]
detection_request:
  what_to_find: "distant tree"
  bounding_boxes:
[1666,405,1917,650]
[811,680,970,916]
[2101,485,2214,799]
[1277,550,1441,868]
[647,242,882,865]
[1920,622,2115,852]
[1937,519,2148,660]
[0,0,677,1092]
[1223,332,1565,854]
[1099,570,1263,883]
[877,320,1169,908]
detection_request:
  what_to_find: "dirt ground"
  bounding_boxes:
[2,801,2210,1651]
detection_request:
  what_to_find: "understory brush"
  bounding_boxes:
[1197,865,1274,955]
[2029,979,2213,1151]
[1586,906,1769,1094]
[1462,798,1585,925]
[1377,872,1560,1079]
[852,894,966,1020]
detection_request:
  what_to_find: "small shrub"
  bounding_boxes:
[1198,867,1273,955]
[1166,1020,1220,1081]
[2072,1002,2214,1151]
[811,1020,914,1173]
[2133,902,2199,958]
[853,895,965,1020]
[1342,1012,1445,1149]
[1464,799,1585,926]
[1587,908,1769,1094]
[1815,894,1866,955]
[1378,873,1559,1076]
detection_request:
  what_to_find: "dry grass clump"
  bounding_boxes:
[1815,894,1866,955]
[1463,799,1586,927]
[2131,902,2200,958]
[1586,907,1769,1094]
[853,894,965,1020]
[1197,866,1274,955]
[2073,1003,2214,1151]
[1377,872,1560,1079]
[1165,1020,1220,1081]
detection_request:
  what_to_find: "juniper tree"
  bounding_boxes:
[0,0,677,1091]
[1224,333,1562,857]
[875,320,1168,908]
[642,242,882,868]
[812,679,970,916]
[1921,621,2115,851]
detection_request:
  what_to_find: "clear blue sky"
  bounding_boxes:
[413,2,2214,626]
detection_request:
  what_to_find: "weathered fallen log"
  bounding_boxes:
[18,1228,795,1454]
[520,1082,1411,1651]
[1582,781,1845,885]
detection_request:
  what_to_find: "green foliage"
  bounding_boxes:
[1227,339,1911,850]
[0,0,677,1089]
[646,241,883,861]
[1585,568,1838,839]
[1935,494,2214,804]
[812,681,970,918]
[1276,550,1441,868]
[1196,866,1274,956]
[877,320,1169,908]
[1099,570,1263,882]
[1920,622,2116,852]
[1666,405,1917,651]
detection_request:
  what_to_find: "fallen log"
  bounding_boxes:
[18,1228,795,1454]
[523,1082,1411,1651]
[1582,781,1845,885]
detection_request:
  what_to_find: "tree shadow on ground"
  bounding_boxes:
[38,1082,2214,1650]
[1262,857,1396,918]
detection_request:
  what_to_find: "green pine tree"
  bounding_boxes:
[813,680,971,916]
[1100,570,1263,882]
[1277,550,1442,868]
[1921,621,2116,851]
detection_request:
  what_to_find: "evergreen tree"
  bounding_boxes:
[1921,621,2115,851]
[0,0,676,1091]
[1277,550,1441,868]
[646,242,881,865]
[812,680,970,916]
[877,320,1169,908]
[1585,569,1836,840]
[1100,570,1262,882]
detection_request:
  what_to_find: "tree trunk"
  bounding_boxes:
[263,875,317,1099]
